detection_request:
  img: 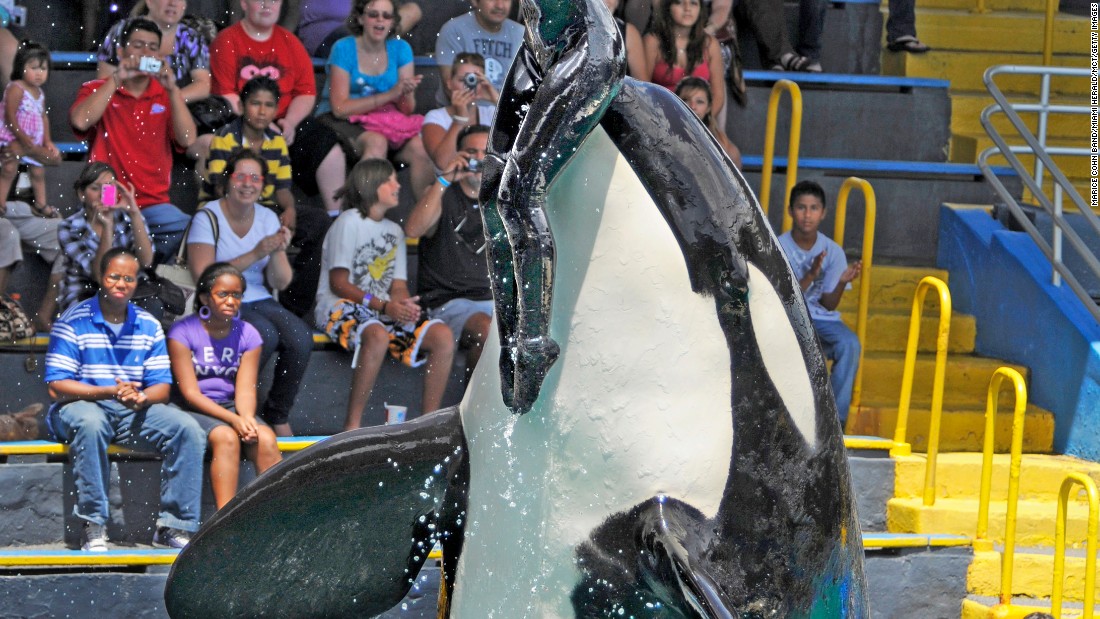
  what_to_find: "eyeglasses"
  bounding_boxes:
[364,9,394,20]
[212,291,244,300]
[105,273,137,284]
[126,40,158,50]
[231,172,263,184]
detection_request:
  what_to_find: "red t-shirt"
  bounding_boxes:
[71,78,176,208]
[210,23,317,119]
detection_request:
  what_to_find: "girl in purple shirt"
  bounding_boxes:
[167,262,281,509]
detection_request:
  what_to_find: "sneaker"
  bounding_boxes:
[81,522,108,552]
[152,526,191,549]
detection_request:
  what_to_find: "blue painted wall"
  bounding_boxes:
[938,205,1100,461]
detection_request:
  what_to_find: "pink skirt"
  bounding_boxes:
[348,104,424,150]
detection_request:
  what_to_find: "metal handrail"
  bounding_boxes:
[978,65,1100,324]
[1051,473,1098,619]
[974,368,1028,612]
[759,79,802,230]
[832,178,876,416]
[890,277,952,469]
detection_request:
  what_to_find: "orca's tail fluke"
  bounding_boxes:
[164,407,468,619]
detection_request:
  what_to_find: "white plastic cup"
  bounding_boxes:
[384,403,407,425]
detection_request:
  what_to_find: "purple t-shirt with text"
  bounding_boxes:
[168,315,263,404]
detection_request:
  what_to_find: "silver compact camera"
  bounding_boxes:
[463,73,479,90]
[467,158,481,172]
[139,56,163,74]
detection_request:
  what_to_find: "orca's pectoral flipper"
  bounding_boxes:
[572,497,734,619]
[164,407,468,619]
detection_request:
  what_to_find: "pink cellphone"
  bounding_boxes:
[101,184,117,208]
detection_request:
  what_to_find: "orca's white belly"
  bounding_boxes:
[450,128,735,617]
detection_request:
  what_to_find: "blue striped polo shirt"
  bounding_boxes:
[44,297,173,403]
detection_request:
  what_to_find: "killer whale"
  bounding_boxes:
[163,0,868,615]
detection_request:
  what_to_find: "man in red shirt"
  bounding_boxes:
[70,18,196,265]
[210,0,348,316]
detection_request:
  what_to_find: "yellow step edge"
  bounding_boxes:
[848,405,1055,453]
[962,597,1090,619]
[894,453,1100,501]
[0,437,327,457]
[888,497,1097,546]
[969,548,1100,603]
[0,546,445,567]
[884,51,1088,95]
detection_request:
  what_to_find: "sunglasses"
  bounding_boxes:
[364,9,394,20]
[231,172,263,184]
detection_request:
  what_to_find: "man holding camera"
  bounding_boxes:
[405,125,494,379]
[70,17,196,265]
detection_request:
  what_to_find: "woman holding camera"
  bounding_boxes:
[420,53,498,171]
[186,150,312,437]
[315,0,434,201]
[57,162,155,315]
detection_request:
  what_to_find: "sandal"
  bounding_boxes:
[771,53,815,72]
[31,203,59,218]
[887,35,931,54]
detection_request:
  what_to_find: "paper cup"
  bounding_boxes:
[384,403,407,425]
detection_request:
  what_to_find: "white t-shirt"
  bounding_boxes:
[777,231,848,322]
[424,104,498,133]
[434,12,524,98]
[187,200,280,304]
[314,210,407,328]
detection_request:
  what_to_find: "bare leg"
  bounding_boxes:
[34,271,61,332]
[272,423,293,437]
[0,265,9,295]
[208,426,242,510]
[419,322,455,413]
[243,425,283,475]
[397,3,422,36]
[0,155,17,207]
[356,131,388,161]
[344,324,389,431]
[315,145,347,215]
[460,312,491,378]
[396,136,435,202]
[29,167,47,210]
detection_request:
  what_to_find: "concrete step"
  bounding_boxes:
[969,547,1100,603]
[951,92,1089,141]
[895,453,1100,501]
[858,351,1030,407]
[888,496,1096,546]
[913,9,1091,54]
[962,594,1094,618]
[915,0,1062,12]
[839,309,977,353]
[882,50,1089,95]
[846,403,1056,452]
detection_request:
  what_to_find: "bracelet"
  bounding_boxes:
[450,114,469,123]
[436,175,451,188]
[363,293,373,308]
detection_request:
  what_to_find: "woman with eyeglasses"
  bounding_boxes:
[186,150,312,437]
[167,262,282,509]
[56,161,155,316]
[315,0,435,201]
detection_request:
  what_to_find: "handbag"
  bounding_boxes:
[0,294,34,342]
[154,208,220,317]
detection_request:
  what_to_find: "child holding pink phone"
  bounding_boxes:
[0,40,60,214]
[57,162,155,314]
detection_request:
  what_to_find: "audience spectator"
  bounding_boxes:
[168,262,281,509]
[315,159,454,431]
[795,0,827,71]
[735,0,819,72]
[421,53,497,171]
[57,162,156,317]
[644,0,726,116]
[405,125,492,379]
[295,0,423,58]
[315,0,434,200]
[210,0,348,317]
[435,0,524,99]
[0,216,15,298]
[603,0,648,80]
[70,18,196,265]
[187,150,312,437]
[44,247,205,552]
[0,41,60,214]
[777,180,862,426]
[884,0,929,54]
[675,76,740,168]
[96,0,212,106]
[210,0,347,218]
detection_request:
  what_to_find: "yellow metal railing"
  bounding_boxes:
[833,177,876,415]
[1052,473,1099,619]
[890,277,952,481]
[974,368,1028,612]
[759,79,802,230]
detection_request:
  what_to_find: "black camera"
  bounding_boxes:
[463,73,479,90]
[467,158,481,172]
